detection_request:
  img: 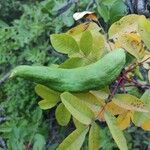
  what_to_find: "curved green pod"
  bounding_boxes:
[10,48,126,92]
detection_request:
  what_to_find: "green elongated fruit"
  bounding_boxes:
[10,48,126,92]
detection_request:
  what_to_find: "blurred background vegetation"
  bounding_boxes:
[0,0,150,149]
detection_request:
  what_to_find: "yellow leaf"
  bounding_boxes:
[115,33,145,60]
[138,15,150,50]
[109,14,140,40]
[67,22,100,43]
[105,101,127,115]
[141,120,150,131]
[117,112,132,130]
[132,90,150,126]
[113,94,150,112]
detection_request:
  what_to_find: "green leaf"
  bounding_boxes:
[55,103,71,126]
[89,31,105,60]
[50,33,79,55]
[80,31,93,56]
[57,127,89,150]
[38,99,57,110]
[35,84,60,110]
[113,94,150,112]
[67,22,101,43]
[133,90,150,126]
[59,57,85,68]
[109,0,127,24]
[73,117,86,129]
[138,15,150,50]
[104,112,128,150]
[61,92,95,125]
[97,3,110,23]
[74,92,103,114]
[89,122,101,150]
[33,134,46,150]
[35,84,60,103]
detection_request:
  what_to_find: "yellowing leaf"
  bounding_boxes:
[113,94,150,112]
[109,14,140,40]
[132,90,150,126]
[57,127,89,150]
[80,31,93,56]
[67,22,100,43]
[141,120,150,131]
[61,92,95,125]
[115,33,145,60]
[104,112,128,150]
[55,103,71,126]
[38,100,57,110]
[138,15,150,50]
[50,33,79,56]
[89,122,101,150]
[105,101,127,115]
[117,112,132,130]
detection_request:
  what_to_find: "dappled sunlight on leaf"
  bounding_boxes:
[138,15,150,50]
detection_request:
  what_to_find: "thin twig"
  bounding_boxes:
[124,76,150,89]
